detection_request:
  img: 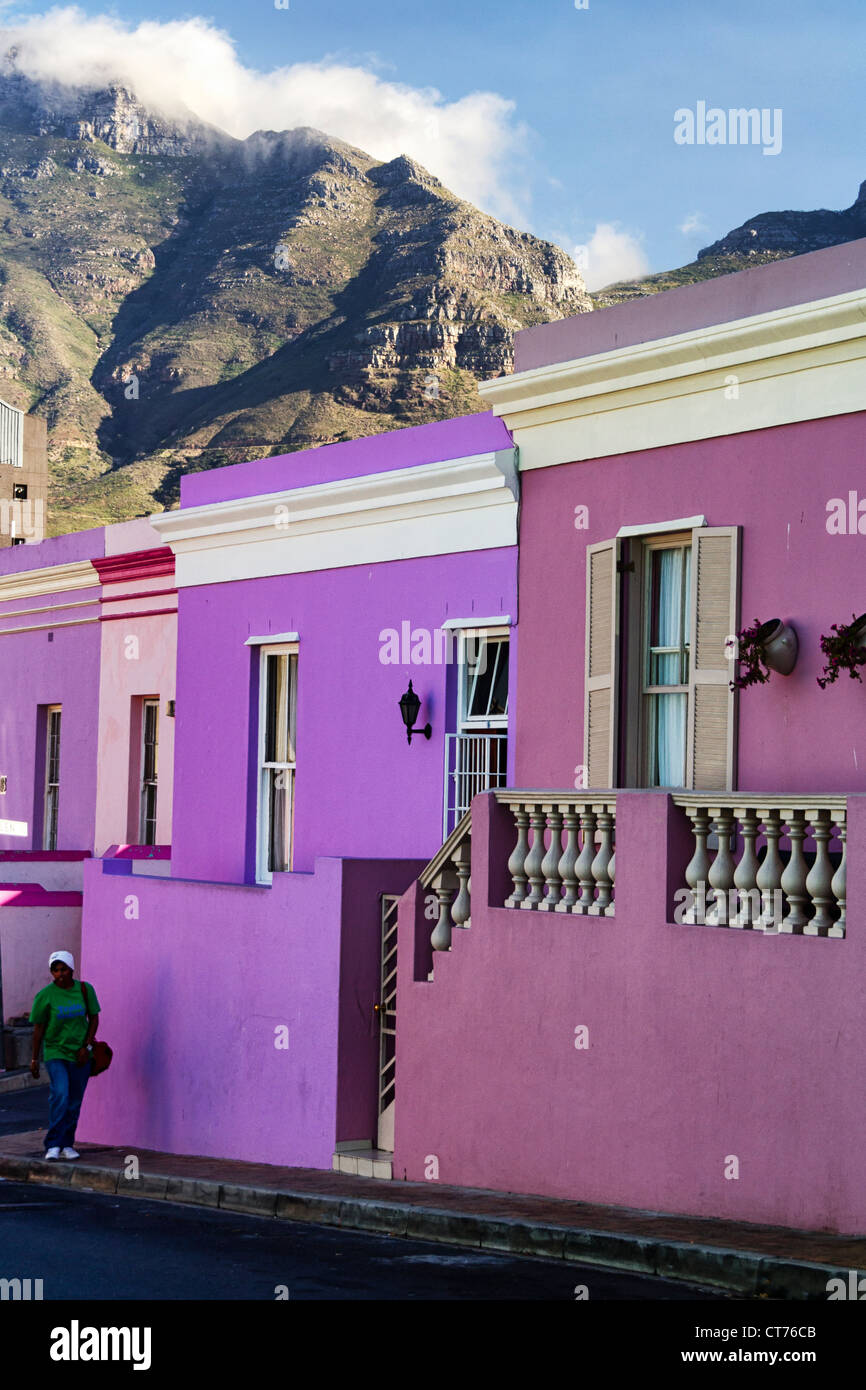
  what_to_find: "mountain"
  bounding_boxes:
[592,180,866,307]
[0,71,591,532]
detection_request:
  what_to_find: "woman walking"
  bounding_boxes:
[29,951,100,1160]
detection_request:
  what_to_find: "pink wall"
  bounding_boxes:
[394,790,866,1233]
[78,855,422,1164]
[1,902,81,1018]
[514,410,866,794]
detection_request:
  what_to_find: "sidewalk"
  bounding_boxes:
[0,1127,862,1299]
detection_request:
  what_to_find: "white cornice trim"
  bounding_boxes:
[150,449,518,587]
[0,559,100,605]
[479,289,866,468]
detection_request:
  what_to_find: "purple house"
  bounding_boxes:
[77,413,518,1173]
[393,239,866,1234]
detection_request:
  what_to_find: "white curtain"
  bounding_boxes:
[653,548,689,786]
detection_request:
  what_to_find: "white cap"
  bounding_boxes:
[49,951,74,971]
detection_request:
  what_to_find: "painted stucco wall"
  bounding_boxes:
[394,790,866,1233]
[0,532,104,854]
[513,410,866,794]
[78,855,421,1165]
[1,903,82,1018]
[169,547,516,882]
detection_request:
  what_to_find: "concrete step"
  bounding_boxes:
[332,1146,393,1180]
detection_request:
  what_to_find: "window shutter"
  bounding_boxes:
[584,539,620,788]
[687,526,740,790]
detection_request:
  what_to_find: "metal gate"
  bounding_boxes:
[376,894,399,1152]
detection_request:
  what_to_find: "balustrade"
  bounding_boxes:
[420,813,472,952]
[495,793,617,917]
[674,796,847,938]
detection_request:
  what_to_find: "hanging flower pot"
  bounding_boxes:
[729,617,798,691]
[756,618,799,676]
[817,613,866,689]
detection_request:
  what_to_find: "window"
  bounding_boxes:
[10,536,25,545]
[584,526,739,791]
[257,646,298,880]
[139,699,159,845]
[444,630,509,836]
[642,539,691,787]
[43,706,61,850]
[13,483,27,501]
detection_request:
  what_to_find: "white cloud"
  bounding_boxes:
[680,211,709,236]
[0,8,529,223]
[574,223,650,290]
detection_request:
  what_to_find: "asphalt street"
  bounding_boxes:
[0,1178,726,1300]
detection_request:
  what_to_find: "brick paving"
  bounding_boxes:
[1,1126,863,1296]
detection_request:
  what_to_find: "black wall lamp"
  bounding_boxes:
[399,680,431,744]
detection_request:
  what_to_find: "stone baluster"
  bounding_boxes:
[606,842,616,918]
[504,804,530,908]
[540,807,564,912]
[450,838,472,930]
[805,809,834,936]
[430,867,458,952]
[707,810,736,926]
[684,808,712,925]
[756,809,784,932]
[830,813,846,939]
[780,810,809,933]
[556,807,581,913]
[588,808,614,916]
[575,808,598,914]
[732,808,760,928]
[521,805,547,910]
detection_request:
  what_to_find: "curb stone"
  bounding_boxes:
[0,1152,849,1298]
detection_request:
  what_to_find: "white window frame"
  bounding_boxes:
[456,627,510,733]
[139,698,159,846]
[256,643,298,884]
[43,705,61,851]
[640,535,692,788]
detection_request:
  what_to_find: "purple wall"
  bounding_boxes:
[170,548,516,882]
[394,791,866,1233]
[514,410,866,795]
[181,412,513,508]
[0,530,105,853]
[78,855,421,1164]
[515,238,866,372]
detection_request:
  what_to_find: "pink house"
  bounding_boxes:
[394,239,866,1235]
[0,520,176,1050]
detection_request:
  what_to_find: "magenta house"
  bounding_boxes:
[77,413,518,1173]
[394,239,866,1235]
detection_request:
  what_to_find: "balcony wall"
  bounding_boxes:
[394,789,866,1234]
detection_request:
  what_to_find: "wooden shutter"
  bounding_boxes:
[687,526,740,790]
[584,539,620,788]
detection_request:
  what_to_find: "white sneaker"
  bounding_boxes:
[44,1147,61,1160]
[60,1147,80,1160]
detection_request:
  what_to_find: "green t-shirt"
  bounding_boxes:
[30,980,100,1062]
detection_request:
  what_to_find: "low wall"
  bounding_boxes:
[1,903,82,1018]
[394,791,866,1234]
[78,855,421,1168]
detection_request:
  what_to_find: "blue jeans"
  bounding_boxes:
[45,1058,91,1152]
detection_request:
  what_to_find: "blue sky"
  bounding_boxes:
[3,0,864,286]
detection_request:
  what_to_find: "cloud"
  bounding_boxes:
[573,223,650,291]
[679,211,709,236]
[0,7,529,223]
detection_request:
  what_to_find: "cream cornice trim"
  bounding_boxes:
[150,449,518,587]
[479,289,866,467]
[0,559,100,605]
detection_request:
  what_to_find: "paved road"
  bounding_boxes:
[0,1181,726,1300]
[0,1083,46,1136]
